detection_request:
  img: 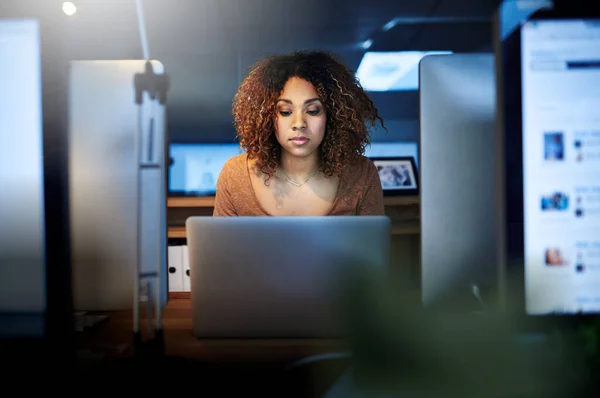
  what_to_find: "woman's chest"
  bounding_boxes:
[251,176,341,216]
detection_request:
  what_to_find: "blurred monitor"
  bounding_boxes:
[497,7,600,317]
[0,19,46,338]
[419,53,500,310]
[168,143,245,196]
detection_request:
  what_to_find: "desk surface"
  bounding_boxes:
[76,298,349,364]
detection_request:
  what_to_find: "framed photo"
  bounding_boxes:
[370,156,419,196]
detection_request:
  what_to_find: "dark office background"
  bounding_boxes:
[2,0,504,146]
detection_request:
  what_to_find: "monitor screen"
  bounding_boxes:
[521,18,600,314]
[169,143,245,195]
[0,19,46,335]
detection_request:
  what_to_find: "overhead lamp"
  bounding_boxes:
[356,51,452,92]
[62,2,77,16]
[382,19,398,31]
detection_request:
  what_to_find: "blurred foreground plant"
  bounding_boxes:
[337,269,600,398]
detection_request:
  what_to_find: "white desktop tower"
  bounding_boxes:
[68,60,168,314]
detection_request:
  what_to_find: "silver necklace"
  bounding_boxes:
[281,168,318,187]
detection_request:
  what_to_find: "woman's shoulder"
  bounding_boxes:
[344,154,377,176]
[218,152,248,185]
[338,154,379,193]
[222,151,248,171]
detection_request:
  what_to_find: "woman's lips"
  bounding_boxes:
[290,136,309,145]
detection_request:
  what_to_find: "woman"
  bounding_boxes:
[213,50,386,216]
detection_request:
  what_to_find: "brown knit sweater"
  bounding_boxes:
[213,153,384,216]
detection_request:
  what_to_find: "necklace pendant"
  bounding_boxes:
[287,178,302,187]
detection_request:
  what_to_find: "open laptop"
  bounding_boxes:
[185,216,392,338]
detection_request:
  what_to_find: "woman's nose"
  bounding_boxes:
[292,115,307,131]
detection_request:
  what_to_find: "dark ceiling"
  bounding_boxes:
[3,0,504,141]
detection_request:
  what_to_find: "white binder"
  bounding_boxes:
[167,246,184,292]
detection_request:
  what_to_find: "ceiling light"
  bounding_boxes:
[62,2,77,16]
[356,51,452,91]
[361,39,373,50]
[383,19,398,31]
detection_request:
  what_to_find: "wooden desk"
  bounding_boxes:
[76,298,349,364]
[74,298,353,395]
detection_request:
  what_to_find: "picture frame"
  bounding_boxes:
[370,156,419,196]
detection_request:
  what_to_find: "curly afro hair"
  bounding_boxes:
[232,50,385,183]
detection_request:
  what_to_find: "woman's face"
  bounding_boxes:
[275,77,327,159]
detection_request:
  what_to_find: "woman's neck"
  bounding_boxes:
[279,151,320,181]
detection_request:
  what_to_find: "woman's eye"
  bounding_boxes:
[307,108,321,116]
[279,110,291,117]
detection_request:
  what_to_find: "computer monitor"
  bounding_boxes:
[0,19,46,338]
[496,7,600,317]
[168,143,244,196]
[418,53,500,310]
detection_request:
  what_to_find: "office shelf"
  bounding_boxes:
[383,196,420,206]
[167,195,420,239]
[168,195,419,208]
[168,225,187,238]
[168,196,216,207]
[168,220,419,239]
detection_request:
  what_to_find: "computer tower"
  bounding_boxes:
[68,60,168,312]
